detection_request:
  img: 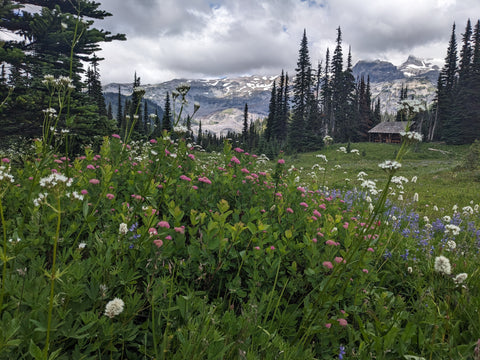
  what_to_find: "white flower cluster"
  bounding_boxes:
[119,222,128,235]
[133,86,146,96]
[66,191,84,201]
[39,173,73,188]
[104,298,125,318]
[337,147,347,153]
[446,240,456,250]
[0,166,14,183]
[350,149,360,155]
[42,75,74,89]
[445,224,461,236]
[378,160,402,172]
[323,135,333,144]
[453,273,468,285]
[434,255,451,275]
[315,154,328,162]
[400,131,423,142]
[33,192,48,207]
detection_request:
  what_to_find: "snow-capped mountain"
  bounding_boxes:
[103,56,442,135]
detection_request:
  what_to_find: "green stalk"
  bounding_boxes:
[0,197,7,315]
[44,195,62,358]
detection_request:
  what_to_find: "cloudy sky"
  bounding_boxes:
[95,0,480,85]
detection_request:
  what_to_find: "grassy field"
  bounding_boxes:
[283,142,480,217]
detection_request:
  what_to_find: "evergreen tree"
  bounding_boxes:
[197,120,203,146]
[107,102,113,120]
[437,23,458,142]
[321,48,333,135]
[242,103,249,144]
[162,92,172,132]
[264,81,277,142]
[357,76,372,141]
[288,29,312,152]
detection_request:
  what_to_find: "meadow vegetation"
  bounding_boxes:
[1,117,480,359]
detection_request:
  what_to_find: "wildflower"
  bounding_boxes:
[277,158,285,164]
[322,261,333,269]
[453,273,468,285]
[446,240,456,250]
[180,175,192,182]
[133,86,146,97]
[286,207,294,214]
[434,256,451,275]
[339,345,346,359]
[270,246,275,250]
[316,154,328,162]
[174,226,185,234]
[400,130,423,142]
[362,269,369,274]
[106,193,115,200]
[89,178,100,185]
[148,228,158,236]
[407,267,413,273]
[78,242,86,249]
[300,202,308,208]
[378,160,401,172]
[230,156,241,165]
[413,193,419,202]
[119,223,128,235]
[325,323,332,328]
[445,224,460,236]
[39,173,73,188]
[334,257,344,263]
[153,239,163,248]
[158,221,170,229]
[112,134,121,139]
[337,318,348,327]
[104,298,125,318]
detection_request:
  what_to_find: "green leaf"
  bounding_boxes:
[29,340,45,360]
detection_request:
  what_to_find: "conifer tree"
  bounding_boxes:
[162,93,172,132]
[321,48,333,135]
[243,103,249,144]
[265,81,277,142]
[437,23,458,142]
[288,29,312,152]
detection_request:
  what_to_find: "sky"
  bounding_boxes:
[94,0,480,85]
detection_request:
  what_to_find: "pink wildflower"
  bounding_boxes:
[157,221,170,229]
[241,168,250,174]
[234,147,244,153]
[80,189,88,195]
[1,158,10,163]
[106,193,115,200]
[153,239,163,248]
[300,202,308,208]
[165,235,172,240]
[343,222,349,229]
[86,164,95,170]
[270,246,275,250]
[367,247,374,252]
[148,228,158,236]
[362,269,369,274]
[174,226,185,234]
[198,176,212,185]
[180,175,191,182]
[150,139,157,144]
[254,246,261,250]
[277,159,285,164]
[337,318,348,327]
[112,134,121,139]
[89,179,100,185]
[188,154,195,160]
[325,323,332,329]
[230,156,241,164]
[325,240,337,246]
[313,209,322,218]
[323,261,333,269]
[286,207,294,214]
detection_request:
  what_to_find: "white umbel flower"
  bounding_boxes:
[434,256,451,275]
[119,223,128,235]
[104,298,125,318]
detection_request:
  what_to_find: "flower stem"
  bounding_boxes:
[44,195,62,357]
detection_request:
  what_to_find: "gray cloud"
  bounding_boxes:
[94,0,480,84]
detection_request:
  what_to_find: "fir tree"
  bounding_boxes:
[288,29,312,152]
[265,81,277,142]
[162,92,172,132]
[243,103,249,144]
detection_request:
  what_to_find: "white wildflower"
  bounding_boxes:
[446,240,456,250]
[400,130,423,142]
[39,173,73,188]
[378,160,402,172]
[442,216,451,223]
[445,224,461,237]
[78,242,86,249]
[315,154,328,162]
[413,193,419,202]
[434,256,451,275]
[104,298,125,318]
[453,273,468,285]
[119,223,128,235]
[357,171,368,179]
[411,176,418,183]
[407,267,413,274]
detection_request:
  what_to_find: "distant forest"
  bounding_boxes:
[1,1,479,154]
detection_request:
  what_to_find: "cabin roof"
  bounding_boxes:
[368,121,415,134]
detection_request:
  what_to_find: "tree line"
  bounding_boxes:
[262,28,381,154]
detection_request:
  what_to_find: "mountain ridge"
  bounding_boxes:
[103,56,441,135]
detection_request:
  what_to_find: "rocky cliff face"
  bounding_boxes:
[103,56,442,135]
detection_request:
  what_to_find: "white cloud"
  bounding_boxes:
[94,0,480,84]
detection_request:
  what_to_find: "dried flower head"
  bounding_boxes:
[434,256,451,275]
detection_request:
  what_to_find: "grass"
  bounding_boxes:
[284,142,480,216]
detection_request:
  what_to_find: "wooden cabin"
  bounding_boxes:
[368,121,415,143]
